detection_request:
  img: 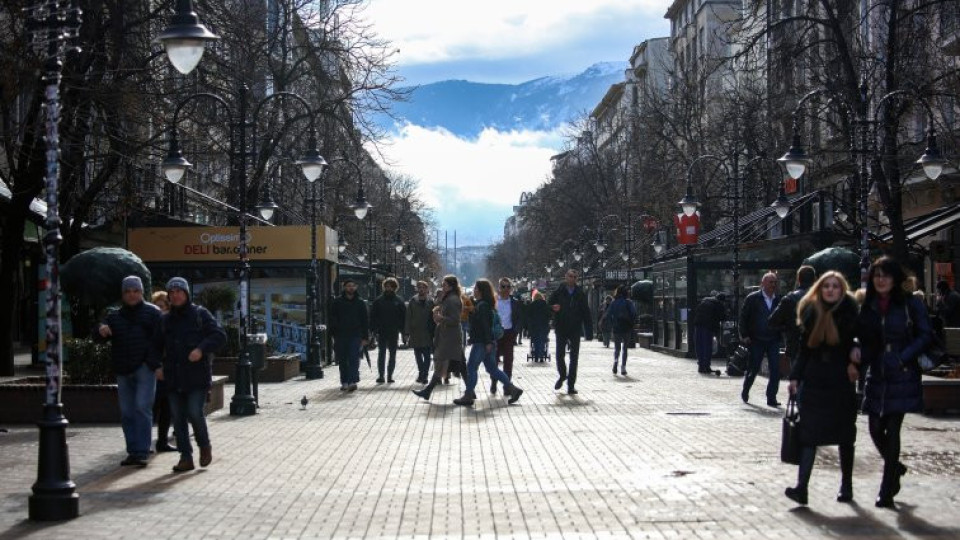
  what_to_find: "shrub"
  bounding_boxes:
[64,338,113,385]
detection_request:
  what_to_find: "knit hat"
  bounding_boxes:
[166,277,191,298]
[121,275,143,293]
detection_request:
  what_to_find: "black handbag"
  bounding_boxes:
[780,396,801,465]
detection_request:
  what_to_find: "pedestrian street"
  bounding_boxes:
[1,341,958,539]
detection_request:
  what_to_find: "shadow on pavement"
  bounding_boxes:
[790,503,897,537]
[896,502,960,537]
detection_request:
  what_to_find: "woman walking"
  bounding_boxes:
[784,271,860,506]
[453,279,524,406]
[412,276,463,401]
[855,256,932,508]
[604,285,637,376]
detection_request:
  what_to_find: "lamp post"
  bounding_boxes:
[685,153,788,335]
[299,131,328,380]
[779,84,946,288]
[26,0,82,521]
[160,88,319,416]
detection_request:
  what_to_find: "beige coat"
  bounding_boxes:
[432,293,463,362]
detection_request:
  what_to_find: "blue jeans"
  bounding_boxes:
[743,339,782,401]
[465,343,510,393]
[116,363,156,459]
[169,389,210,458]
[335,335,362,385]
[413,347,432,380]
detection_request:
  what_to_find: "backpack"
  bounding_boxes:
[491,306,505,340]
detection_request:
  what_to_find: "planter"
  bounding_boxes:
[922,375,960,414]
[0,376,227,424]
[213,355,300,382]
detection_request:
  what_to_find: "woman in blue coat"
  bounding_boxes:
[854,257,932,508]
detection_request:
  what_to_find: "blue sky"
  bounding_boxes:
[365,0,671,245]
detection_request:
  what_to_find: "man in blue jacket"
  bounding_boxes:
[98,275,163,468]
[739,272,783,407]
[161,277,226,473]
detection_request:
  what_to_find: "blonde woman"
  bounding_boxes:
[784,271,860,506]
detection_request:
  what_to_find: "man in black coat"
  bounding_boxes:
[936,280,960,328]
[548,269,593,394]
[370,277,406,383]
[330,278,369,392]
[769,265,816,371]
[161,277,226,473]
[692,292,727,374]
[739,272,784,407]
[98,275,163,468]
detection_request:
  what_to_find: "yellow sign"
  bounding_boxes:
[128,225,338,263]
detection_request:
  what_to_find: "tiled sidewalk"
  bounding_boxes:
[1,342,959,539]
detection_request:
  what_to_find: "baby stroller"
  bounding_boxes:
[527,331,551,363]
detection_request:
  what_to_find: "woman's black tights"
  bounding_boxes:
[869,413,905,495]
[795,444,854,490]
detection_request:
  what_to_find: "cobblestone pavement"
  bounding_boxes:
[2,341,959,539]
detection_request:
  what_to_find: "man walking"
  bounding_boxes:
[98,275,163,468]
[692,292,726,374]
[491,278,524,395]
[405,281,436,384]
[161,277,226,473]
[370,277,405,384]
[548,269,593,394]
[330,278,369,392]
[769,265,816,370]
[739,272,784,407]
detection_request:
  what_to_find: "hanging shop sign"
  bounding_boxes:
[128,225,339,263]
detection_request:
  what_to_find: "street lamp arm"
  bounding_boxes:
[685,154,731,180]
[251,91,315,128]
[171,91,236,127]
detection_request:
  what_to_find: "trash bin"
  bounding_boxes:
[247,333,268,371]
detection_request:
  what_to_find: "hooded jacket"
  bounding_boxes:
[161,302,226,392]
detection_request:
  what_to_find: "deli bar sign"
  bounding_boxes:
[128,226,337,262]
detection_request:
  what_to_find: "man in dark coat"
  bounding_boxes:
[370,277,405,383]
[739,272,783,407]
[98,275,163,468]
[936,280,960,328]
[330,278,369,392]
[548,269,593,394]
[161,277,226,473]
[769,265,816,371]
[692,292,727,374]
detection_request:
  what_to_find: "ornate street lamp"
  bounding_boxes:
[155,0,219,75]
[300,144,328,380]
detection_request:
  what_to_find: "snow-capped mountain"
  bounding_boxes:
[379,62,627,137]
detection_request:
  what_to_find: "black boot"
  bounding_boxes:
[837,443,854,502]
[412,379,437,400]
[453,390,476,406]
[505,384,524,404]
[786,446,815,506]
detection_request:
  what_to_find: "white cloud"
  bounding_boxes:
[376,123,562,208]
[366,0,671,66]
[370,124,563,244]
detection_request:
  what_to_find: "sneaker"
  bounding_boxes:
[340,385,348,392]
[348,384,358,392]
[376,377,385,384]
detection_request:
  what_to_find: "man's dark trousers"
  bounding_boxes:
[743,339,781,401]
[377,333,399,380]
[555,333,581,388]
[694,326,714,372]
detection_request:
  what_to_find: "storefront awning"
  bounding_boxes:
[878,202,960,243]
[659,191,822,258]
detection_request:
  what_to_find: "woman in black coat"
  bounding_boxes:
[854,256,932,508]
[784,271,860,506]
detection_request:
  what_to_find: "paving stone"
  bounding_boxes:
[1,342,959,538]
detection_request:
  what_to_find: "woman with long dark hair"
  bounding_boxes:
[412,275,463,401]
[855,256,932,508]
[784,271,860,506]
[453,279,523,406]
